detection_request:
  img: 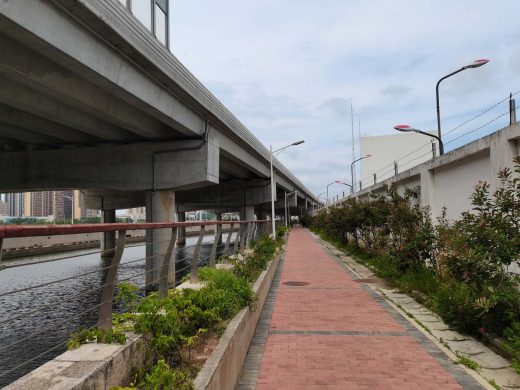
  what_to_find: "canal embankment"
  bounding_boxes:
[1,226,236,261]
[4,232,283,390]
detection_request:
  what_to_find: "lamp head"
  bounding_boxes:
[394,124,418,133]
[292,140,305,146]
[465,58,489,69]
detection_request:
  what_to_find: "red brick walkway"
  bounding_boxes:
[251,227,482,390]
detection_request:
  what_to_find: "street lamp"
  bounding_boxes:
[284,190,298,228]
[326,180,352,209]
[270,140,305,237]
[350,155,371,193]
[435,58,489,155]
[393,124,444,155]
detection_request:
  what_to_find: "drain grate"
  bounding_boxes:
[283,281,310,286]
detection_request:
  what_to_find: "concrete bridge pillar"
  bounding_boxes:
[146,190,176,290]
[176,211,186,246]
[240,205,255,221]
[101,209,116,258]
[215,212,223,244]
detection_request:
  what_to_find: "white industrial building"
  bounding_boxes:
[359,132,439,190]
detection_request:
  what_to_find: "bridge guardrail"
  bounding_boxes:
[0,219,273,384]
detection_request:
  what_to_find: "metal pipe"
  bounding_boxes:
[270,144,276,238]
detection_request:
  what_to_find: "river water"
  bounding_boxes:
[0,233,235,387]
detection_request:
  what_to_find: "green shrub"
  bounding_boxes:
[431,281,478,334]
[139,360,193,390]
[307,157,520,342]
[232,236,278,282]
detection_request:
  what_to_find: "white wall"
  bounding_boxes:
[360,132,439,188]
[432,152,492,221]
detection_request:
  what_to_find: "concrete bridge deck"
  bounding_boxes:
[236,227,485,389]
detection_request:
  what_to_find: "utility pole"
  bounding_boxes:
[350,98,355,191]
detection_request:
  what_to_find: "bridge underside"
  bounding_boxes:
[0,1,316,207]
[0,0,317,286]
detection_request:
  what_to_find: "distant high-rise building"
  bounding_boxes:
[6,193,25,217]
[0,199,8,216]
[31,191,54,217]
[54,190,74,221]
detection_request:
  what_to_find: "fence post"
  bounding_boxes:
[0,237,3,264]
[158,227,177,299]
[98,230,126,331]
[246,222,254,249]
[432,141,437,159]
[233,225,240,254]
[209,223,222,267]
[394,161,398,176]
[190,225,206,282]
[359,180,362,190]
[510,93,517,125]
[240,223,247,249]
[373,173,376,185]
[224,222,233,256]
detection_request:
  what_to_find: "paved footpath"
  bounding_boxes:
[236,227,486,390]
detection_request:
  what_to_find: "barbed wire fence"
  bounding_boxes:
[356,91,520,190]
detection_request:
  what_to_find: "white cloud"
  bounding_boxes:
[170,0,520,195]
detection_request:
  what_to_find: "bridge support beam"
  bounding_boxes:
[146,190,176,290]
[101,209,116,258]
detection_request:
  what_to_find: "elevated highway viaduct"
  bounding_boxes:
[0,0,318,285]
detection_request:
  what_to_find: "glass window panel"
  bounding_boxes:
[154,4,167,45]
[131,0,152,31]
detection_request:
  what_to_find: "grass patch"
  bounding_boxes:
[456,353,481,371]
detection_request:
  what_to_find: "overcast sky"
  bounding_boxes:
[168,0,520,198]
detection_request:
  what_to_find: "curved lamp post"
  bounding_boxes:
[270,140,305,237]
[435,58,489,155]
[393,124,443,155]
[350,155,371,194]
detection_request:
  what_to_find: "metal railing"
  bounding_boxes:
[0,219,271,385]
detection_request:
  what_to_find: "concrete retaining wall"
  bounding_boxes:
[193,251,281,390]
[4,333,147,390]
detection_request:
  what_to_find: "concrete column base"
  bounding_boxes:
[146,190,176,290]
[176,211,186,246]
[101,209,116,258]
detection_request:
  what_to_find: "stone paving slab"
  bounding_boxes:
[237,227,488,389]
